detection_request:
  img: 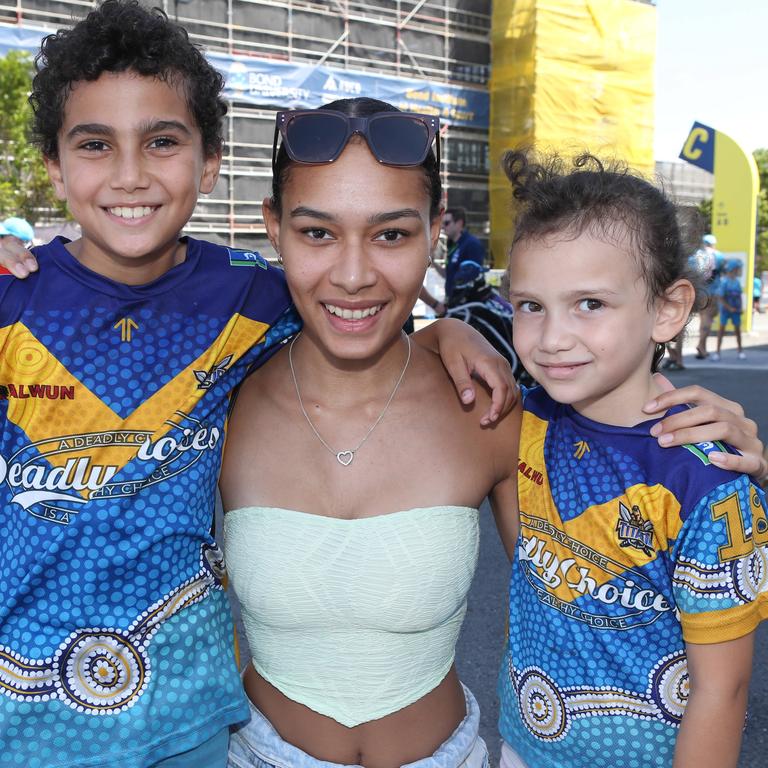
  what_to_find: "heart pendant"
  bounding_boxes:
[336,450,354,466]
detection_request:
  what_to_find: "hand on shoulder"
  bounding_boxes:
[0,239,38,278]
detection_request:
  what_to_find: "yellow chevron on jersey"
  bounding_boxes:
[119,312,270,439]
[1,314,270,486]
[3,322,113,436]
[518,409,685,606]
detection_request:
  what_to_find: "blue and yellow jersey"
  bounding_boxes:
[0,237,300,768]
[499,387,768,768]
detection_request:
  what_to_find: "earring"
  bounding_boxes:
[276,250,283,265]
[427,252,434,266]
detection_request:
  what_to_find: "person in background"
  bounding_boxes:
[693,233,724,359]
[661,239,716,372]
[754,273,763,314]
[442,207,487,301]
[661,331,685,371]
[712,259,746,362]
[0,217,35,247]
[421,207,487,315]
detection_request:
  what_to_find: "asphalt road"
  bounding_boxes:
[456,362,768,767]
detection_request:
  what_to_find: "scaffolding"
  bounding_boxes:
[0,0,492,254]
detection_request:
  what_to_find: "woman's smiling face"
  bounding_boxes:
[264,139,441,362]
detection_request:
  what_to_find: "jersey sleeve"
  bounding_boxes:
[0,269,24,328]
[246,304,302,373]
[671,475,768,644]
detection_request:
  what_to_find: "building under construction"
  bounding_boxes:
[0,0,494,257]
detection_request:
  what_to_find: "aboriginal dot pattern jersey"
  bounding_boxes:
[498,386,768,768]
[0,237,300,768]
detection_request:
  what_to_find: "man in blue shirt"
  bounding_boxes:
[420,207,487,315]
[441,207,487,301]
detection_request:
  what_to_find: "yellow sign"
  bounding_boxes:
[680,123,760,331]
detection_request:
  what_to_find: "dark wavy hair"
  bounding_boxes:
[30,0,227,159]
[270,97,442,220]
[503,150,706,371]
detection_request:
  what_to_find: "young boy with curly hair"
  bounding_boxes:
[0,3,296,766]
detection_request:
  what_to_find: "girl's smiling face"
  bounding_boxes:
[264,139,441,364]
[508,227,689,425]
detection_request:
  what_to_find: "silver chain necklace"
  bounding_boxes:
[288,333,412,466]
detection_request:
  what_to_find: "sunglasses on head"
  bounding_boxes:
[272,110,440,175]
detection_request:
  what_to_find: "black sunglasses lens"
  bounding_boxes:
[285,113,348,163]
[368,116,431,165]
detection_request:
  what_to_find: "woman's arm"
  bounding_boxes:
[413,318,518,425]
[1,242,517,427]
[643,376,767,478]
[487,399,523,560]
[672,634,754,768]
[0,238,36,277]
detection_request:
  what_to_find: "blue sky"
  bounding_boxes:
[654,0,767,160]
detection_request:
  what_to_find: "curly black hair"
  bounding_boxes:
[503,149,706,371]
[30,0,227,159]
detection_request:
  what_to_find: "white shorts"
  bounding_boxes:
[499,741,530,768]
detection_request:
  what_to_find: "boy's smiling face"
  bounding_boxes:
[45,71,221,284]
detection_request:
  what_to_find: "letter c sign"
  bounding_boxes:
[679,121,715,172]
[682,127,710,161]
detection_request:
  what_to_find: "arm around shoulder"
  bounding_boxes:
[0,238,37,279]
[412,318,519,423]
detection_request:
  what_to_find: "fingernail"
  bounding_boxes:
[708,451,726,462]
[644,399,658,411]
[658,433,673,446]
[649,424,662,437]
[461,389,473,403]
[24,258,37,271]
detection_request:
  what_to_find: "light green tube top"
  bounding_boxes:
[223,505,479,728]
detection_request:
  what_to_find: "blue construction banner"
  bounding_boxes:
[0,23,47,57]
[206,52,488,128]
[0,23,488,129]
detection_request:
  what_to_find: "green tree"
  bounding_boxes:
[753,148,768,275]
[0,51,66,223]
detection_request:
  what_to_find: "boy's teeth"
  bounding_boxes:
[109,206,153,219]
[325,303,382,320]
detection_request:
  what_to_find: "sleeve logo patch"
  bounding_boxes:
[682,440,727,465]
[227,249,267,269]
